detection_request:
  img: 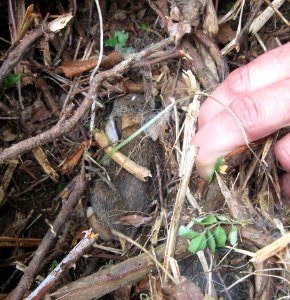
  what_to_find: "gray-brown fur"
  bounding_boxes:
[90,94,159,240]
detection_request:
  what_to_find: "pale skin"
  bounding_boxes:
[192,42,290,198]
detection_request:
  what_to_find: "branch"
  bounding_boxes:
[50,238,188,300]
[0,37,174,164]
[27,230,98,300]
[0,13,73,86]
[7,170,87,300]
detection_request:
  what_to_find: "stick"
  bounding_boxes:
[94,130,152,181]
[7,169,87,300]
[50,237,188,300]
[27,230,98,300]
[0,13,73,86]
[0,37,174,164]
[162,99,199,283]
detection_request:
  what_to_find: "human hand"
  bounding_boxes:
[192,42,290,198]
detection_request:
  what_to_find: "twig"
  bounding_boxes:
[131,50,184,68]
[146,0,168,30]
[263,0,289,26]
[90,0,104,81]
[162,98,199,283]
[7,170,87,300]
[98,95,193,165]
[50,237,188,300]
[250,0,288,34]
[89,0,105,136]
[0,236,41,248]
[0,13,73,86]
[27,230,98,300]
[0,37,174,163]
[235,0,264,50]
[181,39,219,90]
[0,159,18,208]
[8,0,16,40]
[251,232,290,264]
[94,130,152,181]
[0,26,46,86]
[113,230,178,284]
[193,29,229,81]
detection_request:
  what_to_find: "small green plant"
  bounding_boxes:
[225,2,234,12]
[56,182,65,193]
[3,73,21,90]
[0,73,21,99]
[104,30,132,54]
[179,215,238,254]
[208,157,226,184]
[141,22,148,30]
[49,260,59,272]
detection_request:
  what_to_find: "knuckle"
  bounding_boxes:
[231,95,261,129]
[226,64,251,96]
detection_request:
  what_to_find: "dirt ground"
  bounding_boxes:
[0,0,289,299]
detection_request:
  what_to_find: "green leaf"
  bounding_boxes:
[216,215,230,222]
[3,73,21,90]
[141,22,148,30]
[104,36,118,48]
[225,3,234,12]
[105,31,129,52]
[49,260,59,272]
[114,30,129,47]
[56,183,65,193]
[188,231,207,254]
[195,215,218,225]
[213,225,227,247]
[228,225,238,246]
[208,157,225,184]
[207,229,216,253]
[178,225,199,239]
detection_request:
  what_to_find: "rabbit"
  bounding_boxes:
[89,93,160,241]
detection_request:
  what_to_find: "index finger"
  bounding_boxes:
[199,42,290,127]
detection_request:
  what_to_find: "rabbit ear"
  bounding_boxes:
[105,116,119,142]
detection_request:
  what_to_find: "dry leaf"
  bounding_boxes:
[61,51,123,77]
[15,4,38,43]
[30,100,51,123]
[174,0,205,28]
[115,214,153,227]
[59,142,87,175]
[170,4,182,21]
[32,147,58,182]
[0,160,18,208]
[203,0,219,37]
[0,127,18,142]
[168,20,191,44]
[216,23,236,45]
[48,13,73,32]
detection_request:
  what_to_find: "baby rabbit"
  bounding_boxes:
[89,94,160,240]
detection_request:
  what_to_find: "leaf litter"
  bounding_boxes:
[0,1,289,299]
